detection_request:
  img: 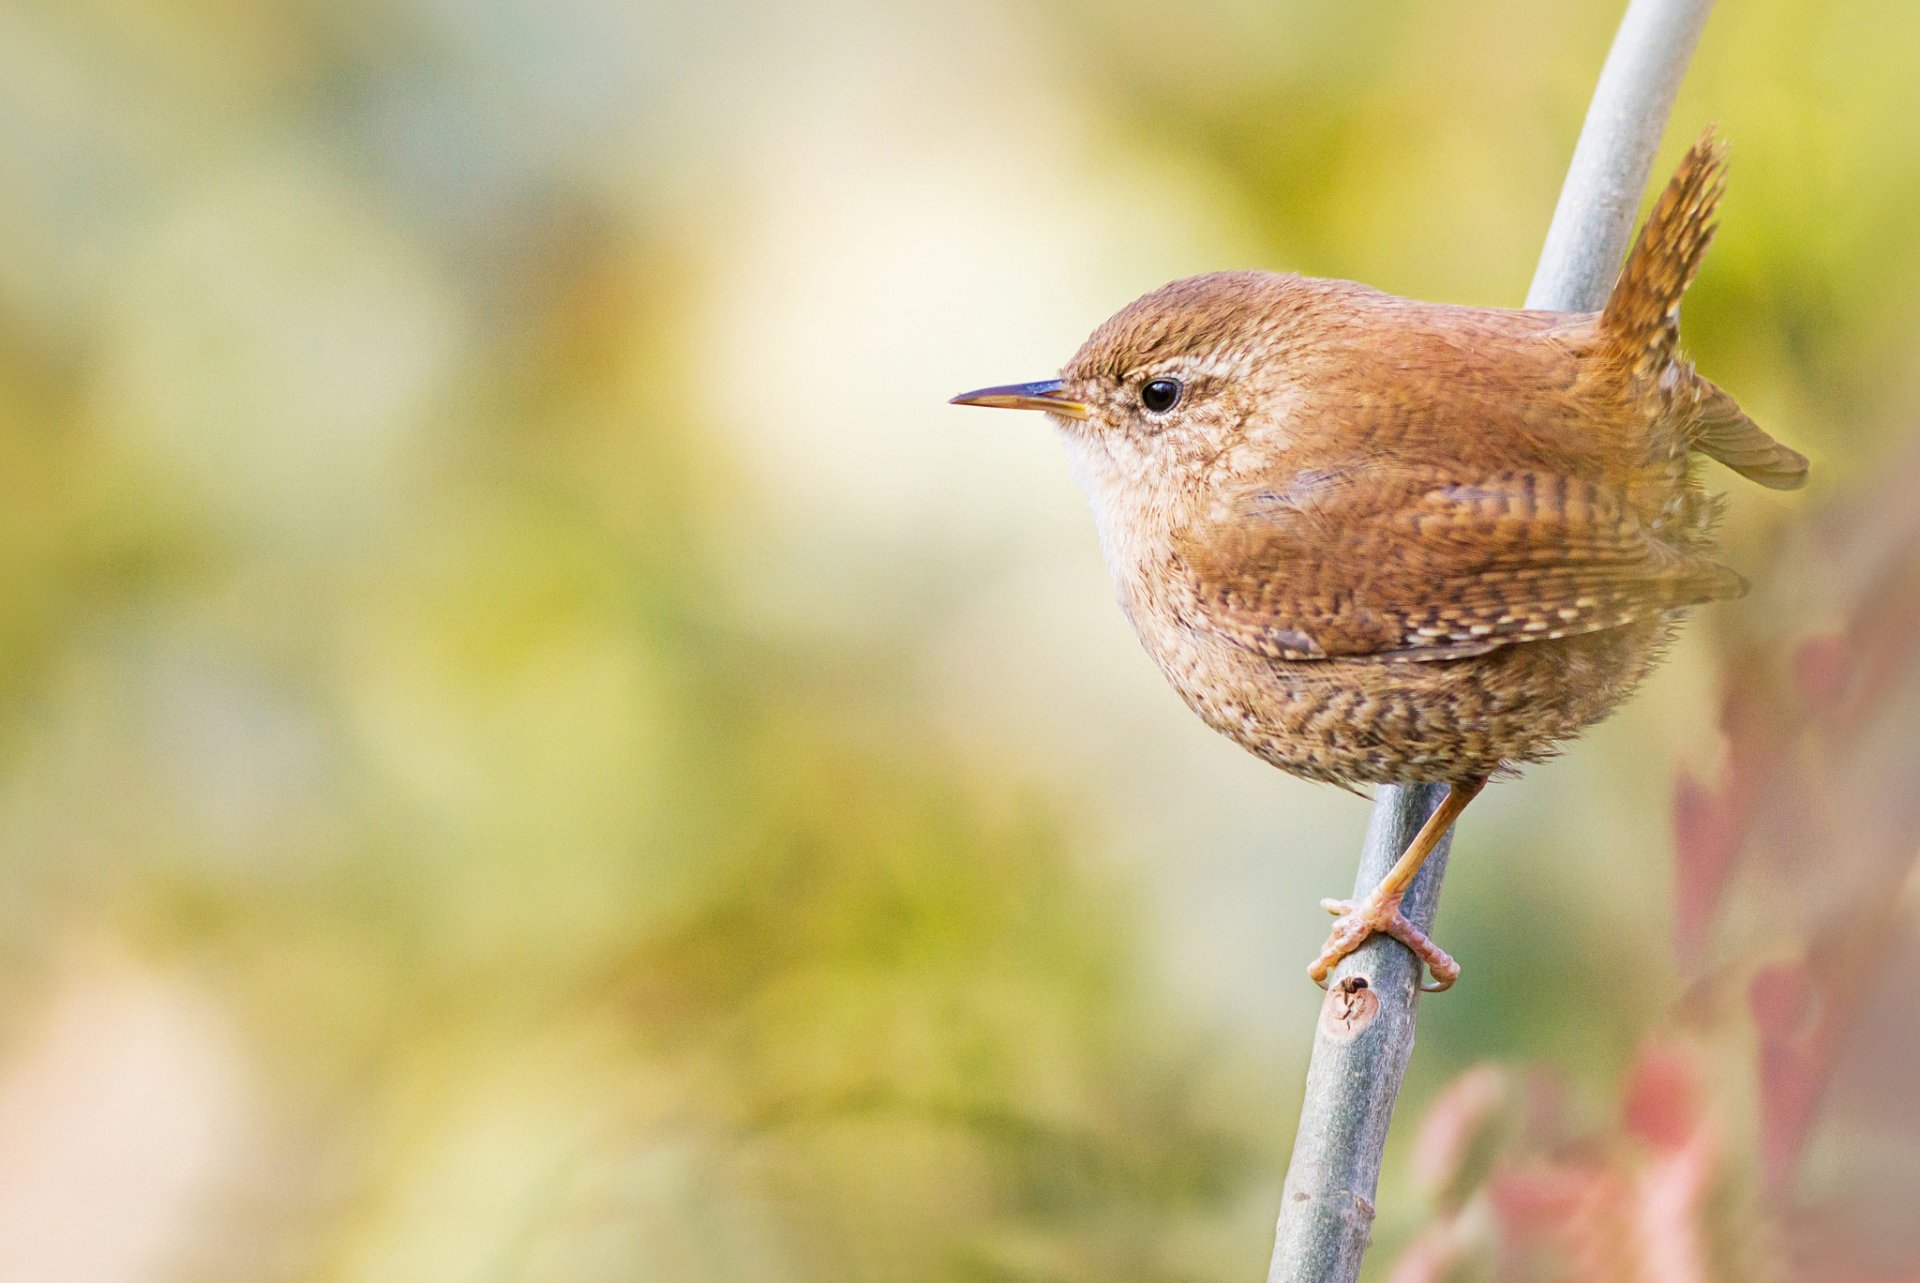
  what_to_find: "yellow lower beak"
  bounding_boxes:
[949,379,1090,420]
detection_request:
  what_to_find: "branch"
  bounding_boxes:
[1265,3,1716,1280]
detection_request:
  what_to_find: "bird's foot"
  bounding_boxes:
[1308,887,1460,993]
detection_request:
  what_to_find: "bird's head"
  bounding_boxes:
[953,271,1320,552]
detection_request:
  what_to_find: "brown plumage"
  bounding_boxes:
[952,129,1807,988]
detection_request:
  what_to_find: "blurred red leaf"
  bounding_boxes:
[1621,1042,1705,1154]
[1487,1163,1599,1240]
[1407,1064,1511,1211]
[1387,1212,1486,1283]
[1750,960,1827,1192]
[1673,765,1746,966]
[1792,633,1853,711]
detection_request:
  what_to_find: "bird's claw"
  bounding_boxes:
[1308,890,1460,993]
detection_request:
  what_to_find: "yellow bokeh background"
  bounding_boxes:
[1,1,1916,1279]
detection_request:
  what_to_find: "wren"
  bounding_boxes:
[952,129,1807,991]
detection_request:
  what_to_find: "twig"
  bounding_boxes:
[1264,3,1716,1280]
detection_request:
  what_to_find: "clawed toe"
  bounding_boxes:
[1308,891,1460,993]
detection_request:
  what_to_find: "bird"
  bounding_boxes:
[950,128,1807,991]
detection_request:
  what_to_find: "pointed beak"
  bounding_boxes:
[948,379,1091,421]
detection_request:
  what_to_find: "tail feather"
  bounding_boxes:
[1601,126,1728,374]
[1604,126,1810,492]
[1690,380,1810,491]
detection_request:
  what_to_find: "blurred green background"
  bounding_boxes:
[1,1,1917,1280]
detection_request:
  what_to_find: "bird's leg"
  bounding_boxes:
[1309,776,1488,993]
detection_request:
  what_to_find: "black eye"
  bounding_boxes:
[1140,377,1182,413]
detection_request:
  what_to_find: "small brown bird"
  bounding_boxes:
[951,130,1807,991]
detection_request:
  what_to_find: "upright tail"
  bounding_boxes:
[1603,126,1810,491]
[1600,125,1728,375]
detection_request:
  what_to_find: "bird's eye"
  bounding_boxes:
[1140,377,1183,413]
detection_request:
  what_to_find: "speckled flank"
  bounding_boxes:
[1135,607,1673,786]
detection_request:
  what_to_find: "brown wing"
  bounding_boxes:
[1176,468,1745,664]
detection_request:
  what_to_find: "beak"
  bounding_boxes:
[949,379,1090,420]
